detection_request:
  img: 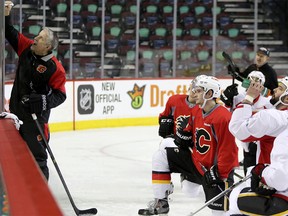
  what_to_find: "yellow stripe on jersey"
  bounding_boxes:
[152,180,171,184]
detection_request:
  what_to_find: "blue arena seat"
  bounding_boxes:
[142,13,160,26]
[121,12,136,29]
[149,35,166,49]
[162,13,174,26]
[180,13,197,27]
[104,34,120,53]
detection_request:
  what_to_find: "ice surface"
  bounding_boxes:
[48,126,243,216]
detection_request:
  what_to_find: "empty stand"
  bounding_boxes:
[159,49,173,77]
[197,50,210,62]
[180,13,197,27]
[139,49,158,77]
[80,58,101,78]
[121,12,136,29]
[139,25,150,45]
[7,0,288,79]
[149,35,167,49]
[104,34,120,54]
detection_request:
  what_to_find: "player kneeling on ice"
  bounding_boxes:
[138,76,238,216]
[158,75,208,198]
[138,76,202,215]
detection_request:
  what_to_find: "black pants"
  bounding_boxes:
[238,187,288,215]
[19,121,49,180]
[243,142,257,175]
[166,147,234,211]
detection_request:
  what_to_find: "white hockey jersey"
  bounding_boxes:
[229,104,288,141]
[229,104,288,198]
[232,94,275,164]
[262,128,288,197]
[232,93,274,112]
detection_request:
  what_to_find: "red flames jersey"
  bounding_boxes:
[159,95,198,134]
[188,104,239,179]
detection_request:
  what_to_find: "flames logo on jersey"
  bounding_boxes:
[175,115,190,130]
[36,65,47,73]
[37,135,43,142]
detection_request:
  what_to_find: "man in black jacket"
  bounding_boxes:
[5,1,67,180]
[239,47,278,93]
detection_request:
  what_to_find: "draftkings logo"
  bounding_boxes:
[127,83,146,109]
[78,85,94,114]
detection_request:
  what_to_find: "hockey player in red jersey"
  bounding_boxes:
[158,76,205,139]
[138,76,238,216]
[138,76,202,215]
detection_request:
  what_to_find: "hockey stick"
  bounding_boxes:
[222,51,236,85]
[31,113,97,216]
[222,51,246,85]
[234,172,244,179]
[188,173,252,216]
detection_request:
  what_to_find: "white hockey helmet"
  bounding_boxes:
[279,76,288,96]
[191,75,208,89]
[248,71,266,85]
[194,75,221,98]
[272,76,288,107]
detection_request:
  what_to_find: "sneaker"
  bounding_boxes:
[138,198,169,215]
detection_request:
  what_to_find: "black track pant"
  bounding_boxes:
[19,121,49,180]
[166,147,234,211]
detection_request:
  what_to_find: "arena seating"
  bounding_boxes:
[5,0,288,78]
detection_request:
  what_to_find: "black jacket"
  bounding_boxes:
[5,16,67,123]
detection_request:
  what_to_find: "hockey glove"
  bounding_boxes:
[21,93,48,114]
[220,84,238,107]
[227,65,243,82]
[251,163,276,196]
[158,116,174,138]
[0,112,23,130]
[174,128,193,150]
[204,165,223,187]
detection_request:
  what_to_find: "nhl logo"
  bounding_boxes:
[78,84,94,114]
[79,89,92,111]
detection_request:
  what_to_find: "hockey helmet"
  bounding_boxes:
[279,76,288,96]
[191,75,208,89]
[194,76,221,98]
[272,76,288,107]
[248,71,266,85]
